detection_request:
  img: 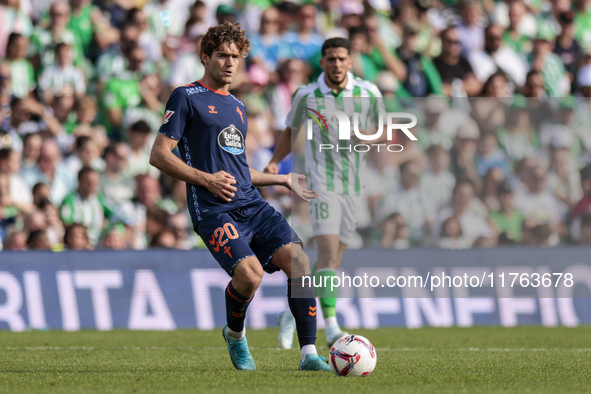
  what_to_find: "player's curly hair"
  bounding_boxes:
[200,22,251,64]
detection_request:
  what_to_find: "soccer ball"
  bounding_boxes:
[328,334,377,377]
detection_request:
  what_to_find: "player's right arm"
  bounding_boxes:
[264,88,308,174]
[149,88,237,202]
[264,126,293,174]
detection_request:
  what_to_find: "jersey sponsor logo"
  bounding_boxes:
[163,110,175,124]
[217,124,245,155]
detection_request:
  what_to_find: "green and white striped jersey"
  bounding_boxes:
[286,72,384,196]
[60,192,117,246]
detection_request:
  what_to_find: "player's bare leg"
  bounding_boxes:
[315,235,349,347]
[271,243,331,371]
[222,256,263,370]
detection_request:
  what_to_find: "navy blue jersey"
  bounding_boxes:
[158,81,265,226]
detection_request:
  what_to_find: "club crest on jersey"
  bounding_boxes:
[218,124,245,155]
[163,110,175,124]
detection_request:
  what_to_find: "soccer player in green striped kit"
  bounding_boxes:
[265,37,385,348]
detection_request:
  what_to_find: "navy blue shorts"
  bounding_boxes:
[196,202,302,276]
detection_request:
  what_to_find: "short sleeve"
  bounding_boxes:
[158,87,191,142]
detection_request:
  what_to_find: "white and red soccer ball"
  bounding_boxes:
[328,334,377,377]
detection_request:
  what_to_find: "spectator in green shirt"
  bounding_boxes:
[6,33,35,98]
[488,181,527,243]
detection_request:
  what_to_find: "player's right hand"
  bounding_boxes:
[263,162,279,174]
[207,171,237,202]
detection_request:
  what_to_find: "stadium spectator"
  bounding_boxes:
[21,133,41,171]
[59,166,119,246]
[501,0,533,55]
[488,181,527,243]
[554,11,580,82]
[514,162,561,243]
[21,138,75,204]
[249,6,289,73]
[38,42,86,104]
[6,33,35,99]
[421,144,455,211]
[100,142,133,204]
[380,160,435,245]
[438,216,471,249]
[456,0,486,55]
[0,148,32,209]
[39,198,64,246]
[496,99,537,167]
[528,25,570,97]
[435,179,495,246]
[64,135,104,177]
[150,228,176,248]
[570,164,591,241]
[3,228,27,250]
[475,132,510,177]
[396,22,443,97]
[63,222,90,250]
[468,24,527,91]
[450,119,480,185]
[433,26,482,97]
[100,222,127,250]
[284,4,324,62]
[480,167,505,211]
[127,120,159,178]
[30,2,84,72]
[26,229,51,250]
[166,212,191,250]
[380,212,410,249]
[546,145,582,218]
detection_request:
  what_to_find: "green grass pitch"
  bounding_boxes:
[0,327,590,393]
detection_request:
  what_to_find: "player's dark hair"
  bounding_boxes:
[321,37,350,56]
[78,165,97,181]
[129,120,151,133]
[199,22,250,65]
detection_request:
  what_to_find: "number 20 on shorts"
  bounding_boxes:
[213,223,239,247]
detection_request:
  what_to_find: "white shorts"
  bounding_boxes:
[309,191,362,245]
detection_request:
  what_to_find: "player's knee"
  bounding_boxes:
[233,258,263,295]
[291,246,311,277]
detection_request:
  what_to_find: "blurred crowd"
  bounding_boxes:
[1,0,591,251]
[288,97,591,249]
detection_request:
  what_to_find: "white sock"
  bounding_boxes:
[325,316,338,328]
[226,327,245,340]
[301,344,318,362]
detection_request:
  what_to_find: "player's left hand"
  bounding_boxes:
[285,173,318,203]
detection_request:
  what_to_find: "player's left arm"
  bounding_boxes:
[249,169,318,203]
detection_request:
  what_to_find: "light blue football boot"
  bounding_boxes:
[277,310,296,349]
[299,354,333,372]
[222,325,257,370]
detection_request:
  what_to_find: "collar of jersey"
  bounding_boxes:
[197,80,229,95]
[318,71,354,97]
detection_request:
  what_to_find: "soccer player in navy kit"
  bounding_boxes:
[149,23,331,372]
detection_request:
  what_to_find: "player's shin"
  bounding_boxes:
[314,269,338,326]
[287,277,318,361]
[225,281,253,339]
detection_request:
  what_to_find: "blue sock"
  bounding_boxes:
[225,282,252,333]
[287,277,317,348]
